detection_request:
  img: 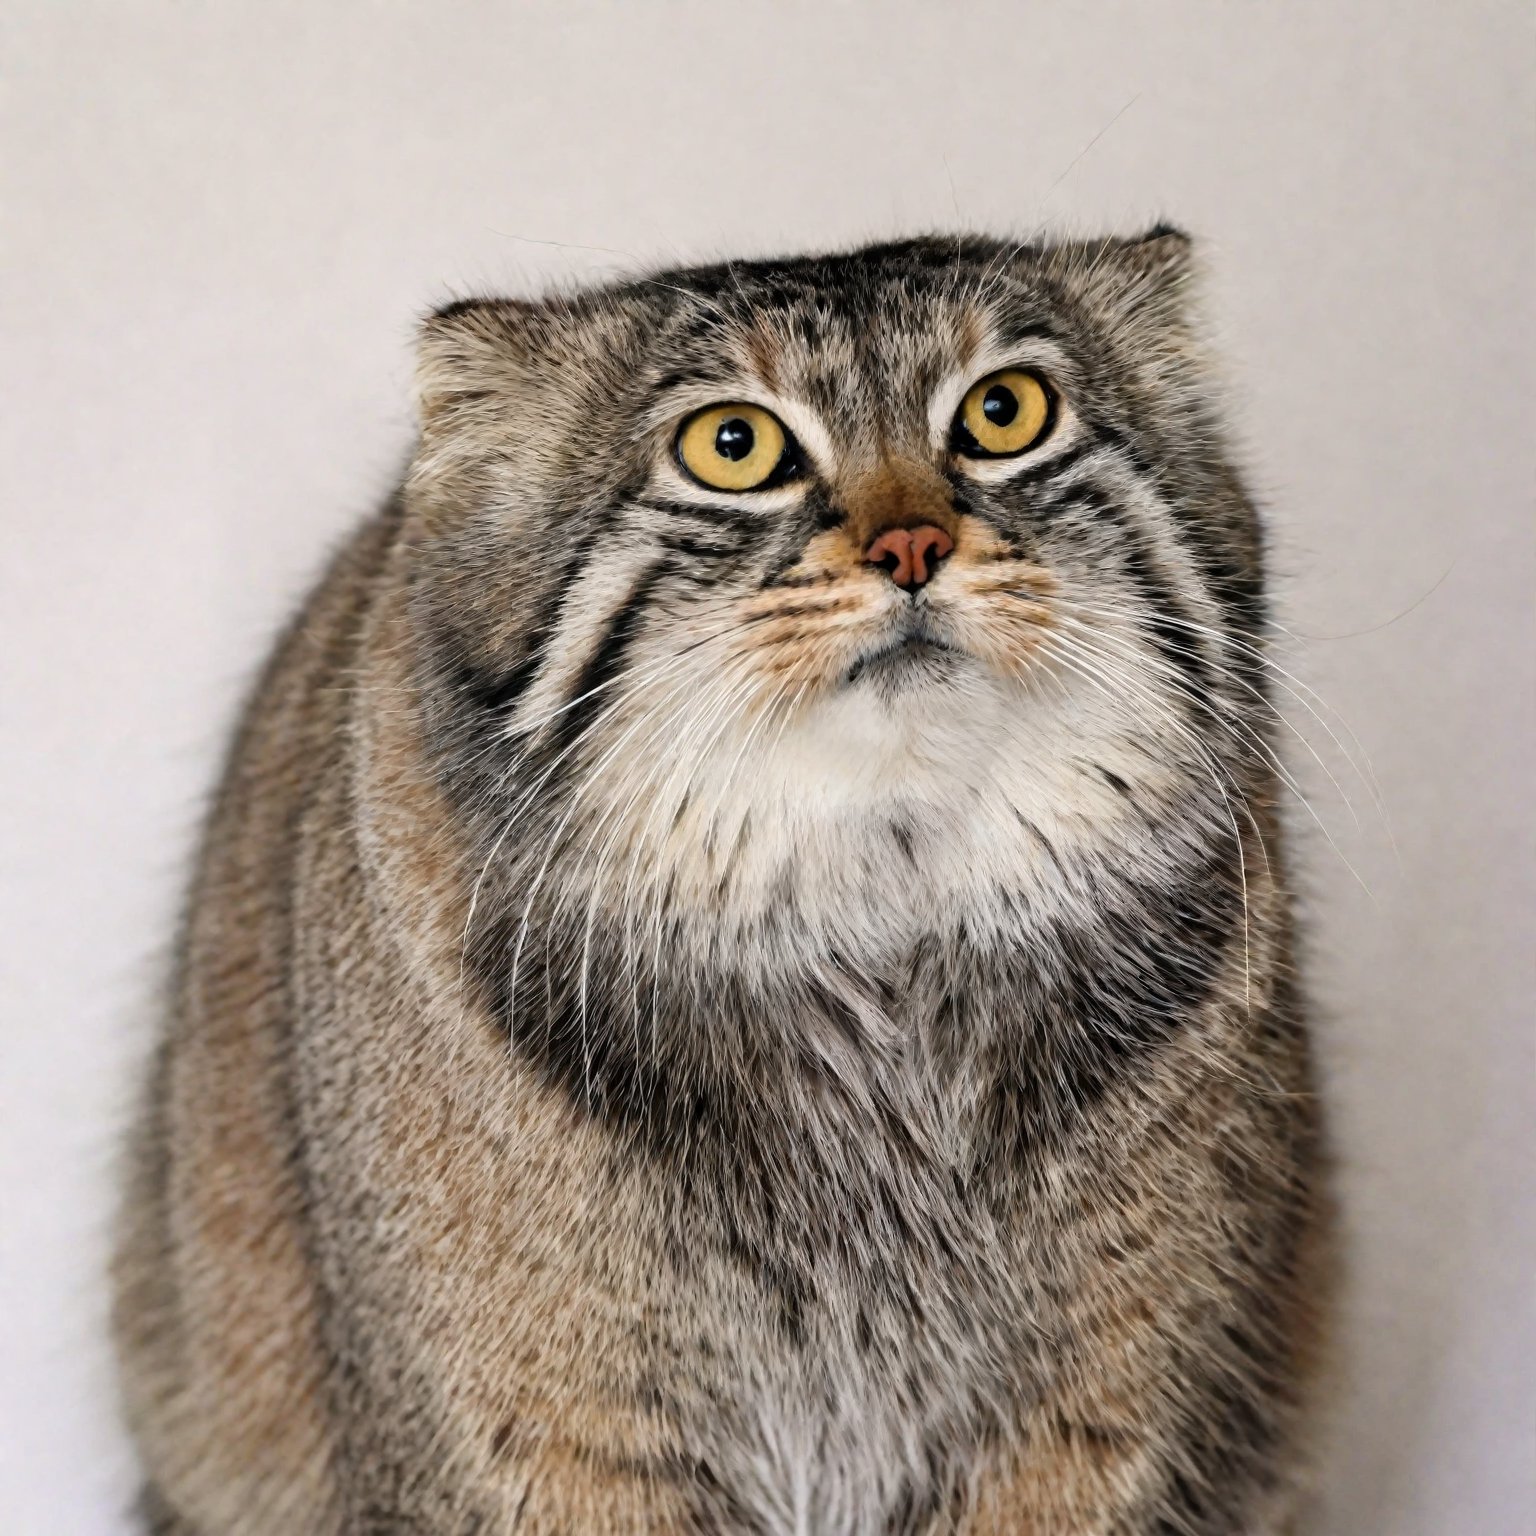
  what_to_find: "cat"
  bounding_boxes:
[113,230,1332,1535]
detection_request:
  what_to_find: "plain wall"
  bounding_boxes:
[2,3,1532,1530]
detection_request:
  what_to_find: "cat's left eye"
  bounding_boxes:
[676,404,795,492]
[953,368,1055,459]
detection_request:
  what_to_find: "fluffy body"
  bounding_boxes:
[115,233,1331,1534]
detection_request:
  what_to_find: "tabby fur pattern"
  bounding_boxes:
[114,231,1331,1535]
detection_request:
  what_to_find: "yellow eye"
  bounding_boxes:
[955,369,1054,458]
[676,404,790,491]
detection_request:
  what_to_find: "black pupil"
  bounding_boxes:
[715,418,755,461]
[982,384,1019,427]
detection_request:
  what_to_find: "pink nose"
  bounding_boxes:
[864,524,954,590]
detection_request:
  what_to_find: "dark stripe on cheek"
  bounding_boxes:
[659,532,745,561]
[997,438,1097,492]
[1202,545,1267,641]
[439,529,602,720]
[452,618,558,716]
[1124,541,1212,699]
[636,497,765,534]
[1072,489,1211,700]
[540,561,671,766]
[757,494,848,587]
[1095,424,1267,646]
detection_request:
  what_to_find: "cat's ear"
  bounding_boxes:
[1053,223,1201,330]
[1112,223,1196,289]
[414,296,546,428]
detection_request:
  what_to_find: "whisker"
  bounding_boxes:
[1039,594,1386,887]
[1051,594,1391,842]
[1041,611,1376,903]
[568,663,765,1090]
[501,656,758,1063]
[1050,611,1351,840]
[1029,629,1259,1011]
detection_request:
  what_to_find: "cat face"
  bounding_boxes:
[407,234,1266,932]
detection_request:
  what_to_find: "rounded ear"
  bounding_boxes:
[1087,223,1198,317]
[1040,222,1202,341]
[413,296,543,428]
[1118,223,1196,290]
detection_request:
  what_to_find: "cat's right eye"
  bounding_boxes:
[676,403,795,492]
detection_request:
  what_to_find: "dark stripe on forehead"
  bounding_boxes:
[990,317,1061,350]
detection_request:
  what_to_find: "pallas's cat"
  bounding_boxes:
[115,232,1330,1535]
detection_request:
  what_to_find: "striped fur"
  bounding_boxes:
[114,232,1332,1534]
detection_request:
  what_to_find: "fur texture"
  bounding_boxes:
[114,232,1332,1534]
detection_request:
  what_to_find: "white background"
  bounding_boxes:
[3,3,1532,1531]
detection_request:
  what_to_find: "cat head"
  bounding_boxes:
[403,233,1265,941]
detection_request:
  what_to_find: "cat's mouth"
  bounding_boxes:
[844,616,965,687]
